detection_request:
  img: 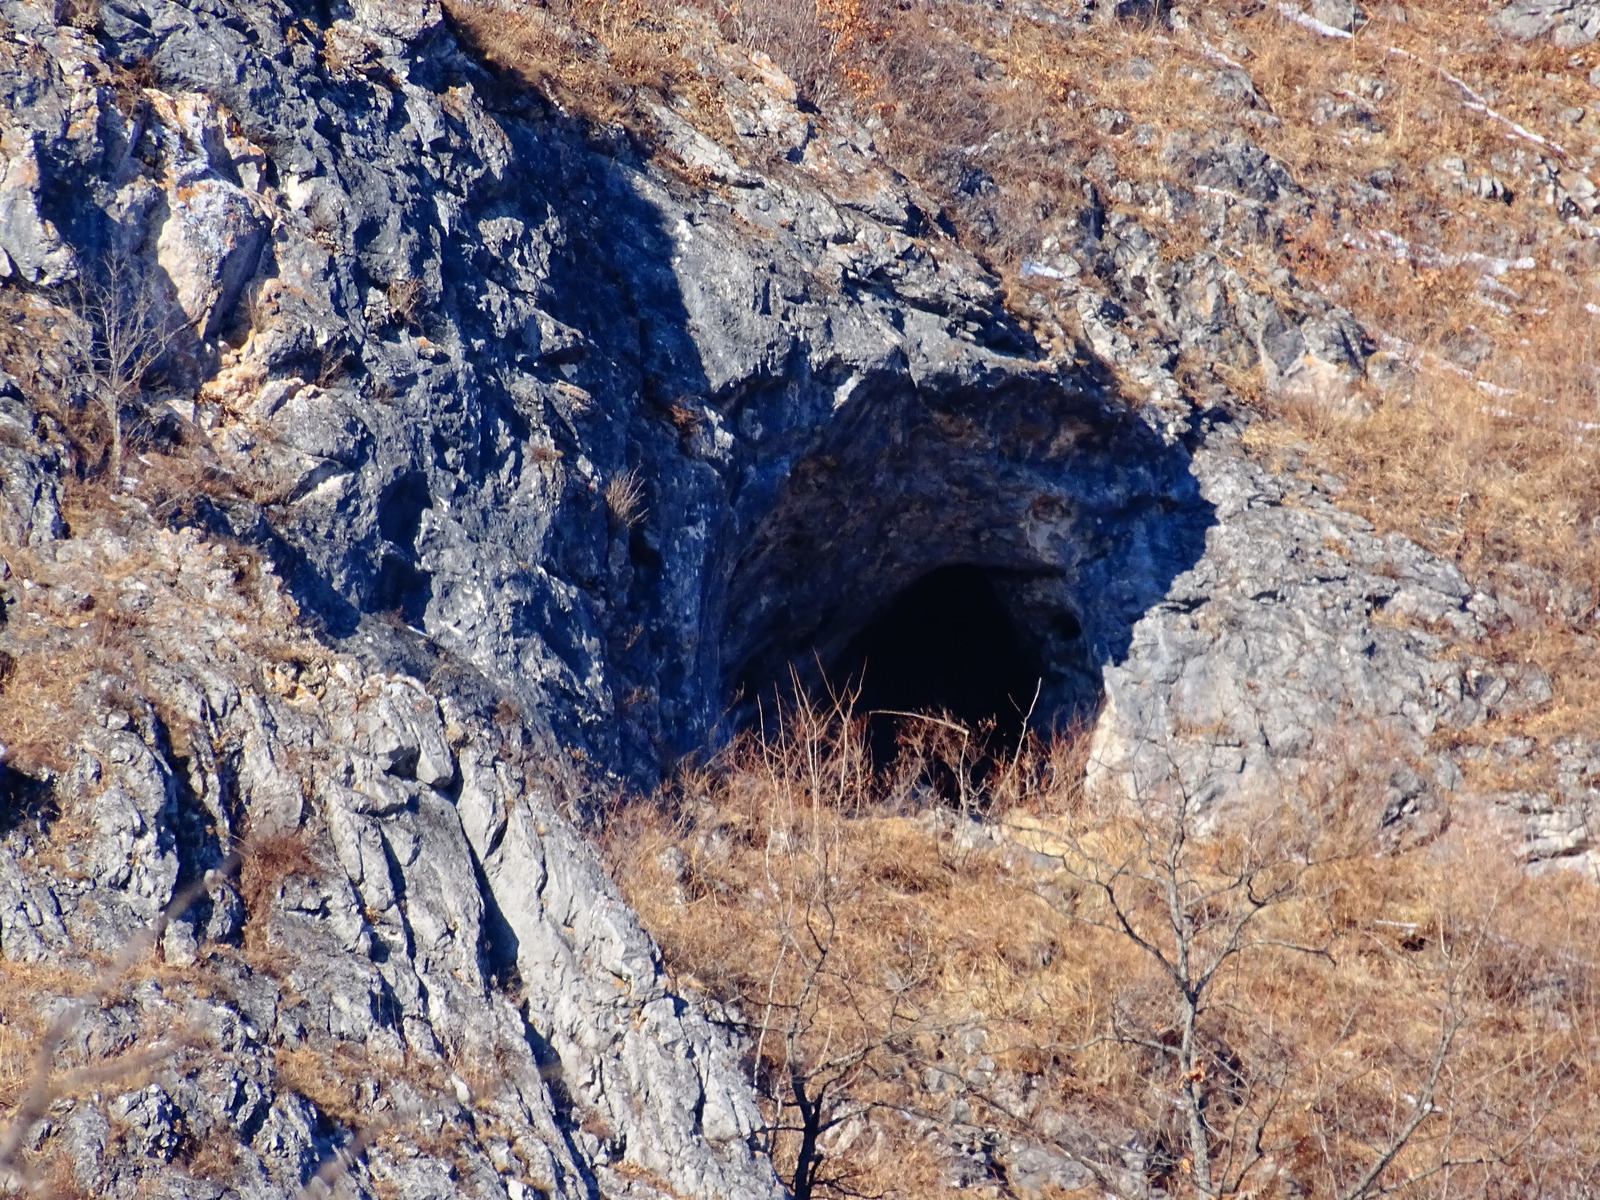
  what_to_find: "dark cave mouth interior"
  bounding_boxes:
[728,559,1097,768]
[830,565,1045,761]
[712,381,1182,769]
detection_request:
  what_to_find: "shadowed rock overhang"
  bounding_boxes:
[716,369,1213,748]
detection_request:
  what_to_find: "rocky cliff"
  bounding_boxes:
[0,0,1587,1195]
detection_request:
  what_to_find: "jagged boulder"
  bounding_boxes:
[1496,0,1600,45]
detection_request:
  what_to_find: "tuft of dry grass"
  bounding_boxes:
[0,625,147,780]
[180,1136,246,1186]
[603,467,648,527]
[713,0,892,104]
[271,1044,371,1129]
[238,829,321,933]
[385,277,425,329]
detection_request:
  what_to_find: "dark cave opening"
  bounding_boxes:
[372,471,433,625]
[830,565,1043,763]
[710,373,1214,783]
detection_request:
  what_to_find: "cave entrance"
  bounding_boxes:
[709,370,1213,791]
[831,565,1043,764]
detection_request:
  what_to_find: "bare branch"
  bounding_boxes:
[65,247,194,478]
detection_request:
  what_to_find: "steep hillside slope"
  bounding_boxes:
[0,0,1597,1196]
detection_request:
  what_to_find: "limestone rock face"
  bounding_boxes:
[0,0,1560,1192]
[5,0,1505,788]
[1092,440,1515,818]
[0,515,780,1200]
[0,379,66,548]
[1496,0,1600,45]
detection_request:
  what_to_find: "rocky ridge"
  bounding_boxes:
[0,0,1584,1195]
[0,418,783,1200]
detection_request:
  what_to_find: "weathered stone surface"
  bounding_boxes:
[0,127,76,284]
[1496,0,1600,44]
[4,0,1464,803]
[0,0,1559,1190]
[0,379,66,549]
[1092,436,1502,814]
[0,521,779,1199]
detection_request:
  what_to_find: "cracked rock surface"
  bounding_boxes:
[0,0,1573,1191]
[0,499,780,1199]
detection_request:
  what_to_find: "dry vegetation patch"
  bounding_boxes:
[441,0,689,122]
[238,829,323,935]
[609,704,1600,1198]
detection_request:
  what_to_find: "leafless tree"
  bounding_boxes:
[1022,783,1333,1196]
[744,892,943,1200]
[67,247,189,479]
[1024,770,1558,1199]
[1309,908,1553,1200]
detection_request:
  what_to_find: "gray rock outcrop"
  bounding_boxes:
[0,500,780,1199]
[0,0,1569,1192]
[1496,0,1600,45]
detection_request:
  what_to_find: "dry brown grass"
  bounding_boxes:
[442,0,685,123]
[180,1135,246,1186]
[0,454,299,788]
[272,1044,372,1129]
[603,467,648,527]
[268,1038,497,1196]
[715,0,892,103]
[0,963,96,1114]
[607,701,1600,1198]
[0,1025,31,1119]
[0,289,104,471]
[0,618,148,780]
[238,829,321,936]
[0,522,235,781]
[0,943,219,1190]
[1199,7,1600,786]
